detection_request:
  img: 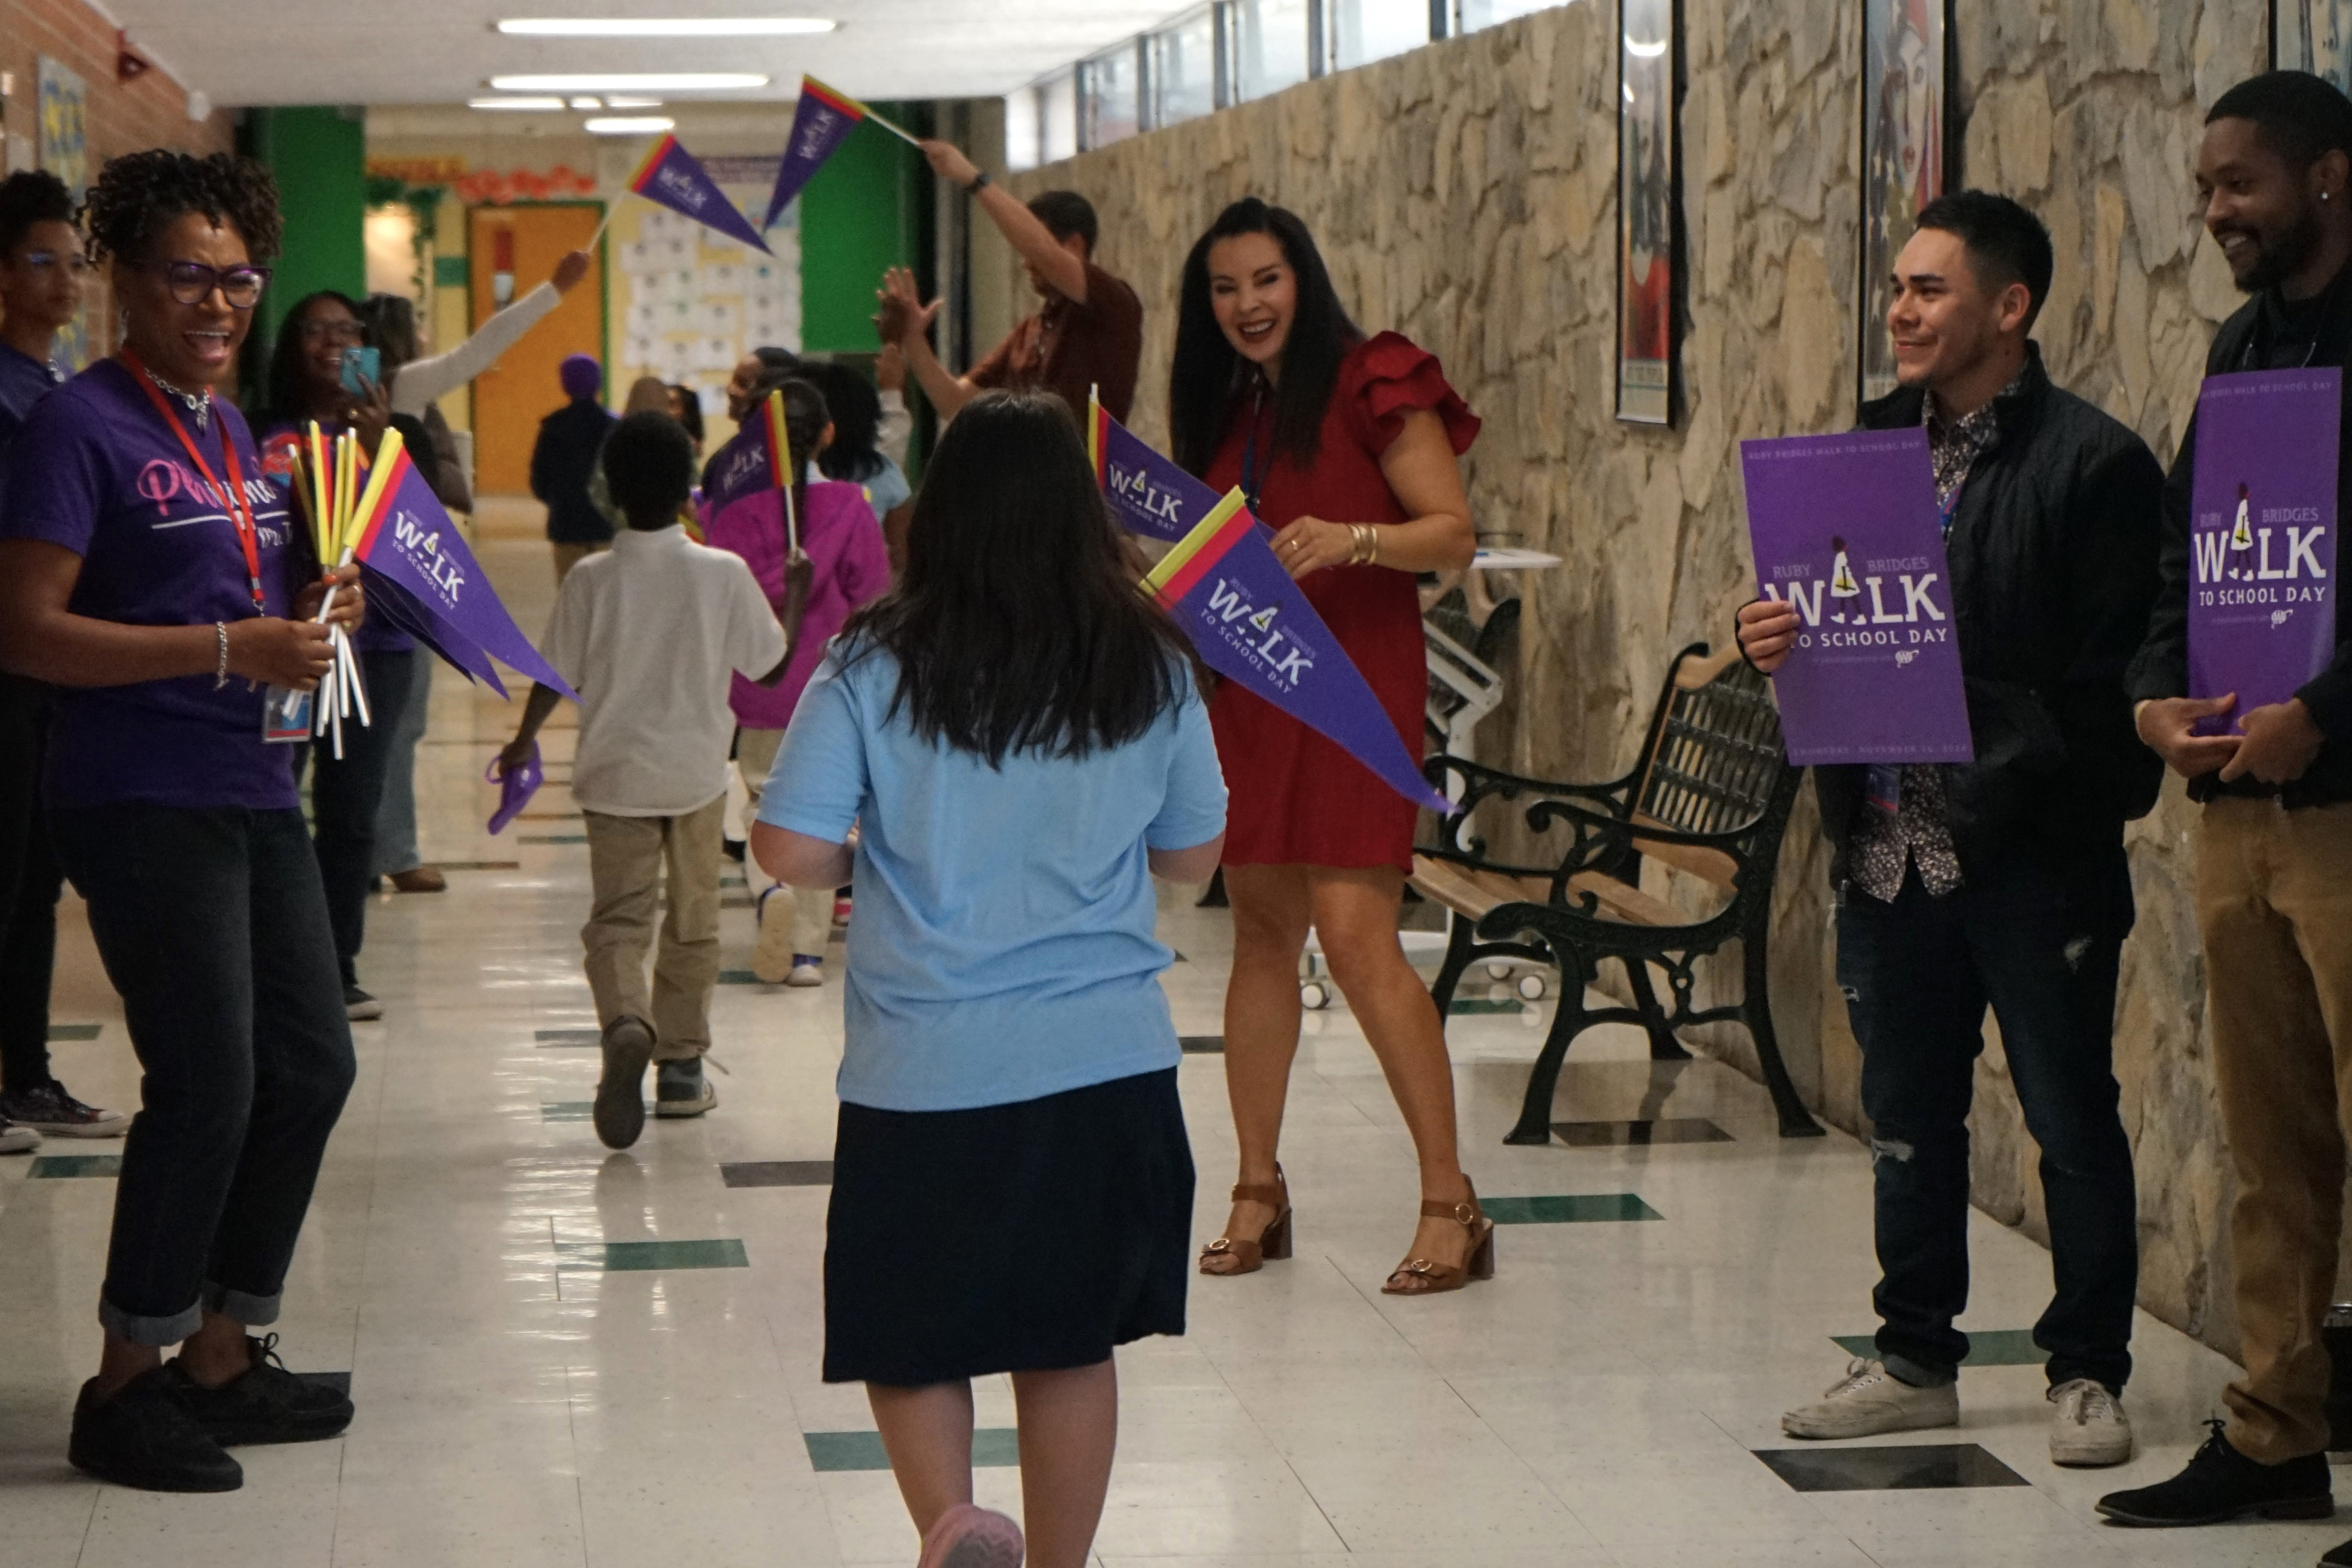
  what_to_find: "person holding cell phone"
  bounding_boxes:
[257,291,433,1023]
[0,148,364,1493]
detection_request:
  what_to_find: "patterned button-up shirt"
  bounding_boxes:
[1844,370,2022,903]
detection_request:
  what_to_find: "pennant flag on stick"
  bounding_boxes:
[1141,485,1449,815]
[1090,389,1228,546]
[702,388,801,549]
[351,443,580,701]
[627,133,772,254]
[763,77,868,229]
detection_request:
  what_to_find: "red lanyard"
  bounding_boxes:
[121,349,266,613]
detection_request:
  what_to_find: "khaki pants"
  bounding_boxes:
[737,727,833,958]
[552,540,608,583]
[581,797,726,1061]
[2201,796,2352,1462]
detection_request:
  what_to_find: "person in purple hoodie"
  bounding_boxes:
[702,375,889,987]
[0,149,362,1493]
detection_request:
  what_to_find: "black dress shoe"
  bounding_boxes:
[2096,1419,2333,1526]
[169,1334,354,1446]
[68,1368,242,1492]
[2322,1536,2352,1566]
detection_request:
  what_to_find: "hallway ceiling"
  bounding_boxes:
[102,0,1184,108]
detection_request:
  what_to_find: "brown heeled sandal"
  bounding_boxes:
[1382,1179,1496,1296]
[1199,1165,1293,1276]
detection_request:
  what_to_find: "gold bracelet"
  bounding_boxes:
[1364,525,1380,566]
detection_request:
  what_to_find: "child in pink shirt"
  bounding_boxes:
[701,378,891,986]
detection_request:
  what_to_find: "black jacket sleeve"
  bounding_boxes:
[2124,408,2195,705]
[2294,602,2352,738]
[2057,431,2168,825]
[528,417,553,504]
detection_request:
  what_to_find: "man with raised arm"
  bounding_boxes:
[1738,191,2164,1469]
[875,141,1143,423]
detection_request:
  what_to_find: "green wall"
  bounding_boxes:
[798,105,924,355]
[243,107,366,377]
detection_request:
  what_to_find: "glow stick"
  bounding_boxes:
[765,389,799,554]
[343,428,405,561]
[307,423,333,562]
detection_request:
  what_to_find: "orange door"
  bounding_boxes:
[468,203,606,495]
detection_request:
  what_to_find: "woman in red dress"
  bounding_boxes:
[1168,199,1489,1295]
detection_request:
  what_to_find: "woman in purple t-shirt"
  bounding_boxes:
[0,150,363,1494]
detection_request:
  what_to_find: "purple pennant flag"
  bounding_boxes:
[1090,397,1226,545]
[1144,492,1450,814]
[364,571,512,698]
[353,447,579,701]
[628,134,773,255]
[764,78,867,231]
[1741,428,1973,766]
[702,423,773,517]
[2187,367,2341,732]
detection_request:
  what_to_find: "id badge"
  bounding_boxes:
[261,684,314,744]
[1864,764,1902,818]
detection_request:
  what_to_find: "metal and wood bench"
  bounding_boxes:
[1412,642,1823,1143]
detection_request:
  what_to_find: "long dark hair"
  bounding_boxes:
[266,288,361,424]
[799,360,886,484]
[1168,198,1360,477]
[839,392,1193,765]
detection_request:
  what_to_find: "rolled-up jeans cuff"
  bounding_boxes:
[202,1280,283,1328]
[1880,1350,1958,1389]
[98,1293,203,1347]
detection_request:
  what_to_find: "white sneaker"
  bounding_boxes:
[1781,1358,1960,1440]
[2048,1377,2132,1467]
[751,887,795,984]
[786,958,824,988]
[0,1119,39,1155]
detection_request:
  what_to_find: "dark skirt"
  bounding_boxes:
[823,1067,1194,1386]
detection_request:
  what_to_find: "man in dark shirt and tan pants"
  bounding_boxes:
[876,141,1145,425]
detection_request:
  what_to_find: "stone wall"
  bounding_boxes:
[1005,0,2273,1353]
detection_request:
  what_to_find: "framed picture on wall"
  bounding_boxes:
[2274,0,2352,92]
[1859,0,1953,409]
[1615,0,1678,426]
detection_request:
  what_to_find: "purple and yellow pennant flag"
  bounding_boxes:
[628,132,773,254]
[764,77,869,229]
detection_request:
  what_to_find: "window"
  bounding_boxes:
[1151,5,1221,128]
[1234,0,1311,100]
[1454,0,1564,33]
[1005,86,1041,172]
[1079,43,1142,149]
[1328,0,1431,69]
[1040,71,1078,164]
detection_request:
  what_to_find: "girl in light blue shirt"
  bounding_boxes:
[755,390,1225,1568]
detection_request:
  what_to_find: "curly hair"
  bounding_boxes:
[82,150,283,267]
[0,170,77,257]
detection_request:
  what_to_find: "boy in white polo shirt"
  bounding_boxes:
[501,411,807,1150]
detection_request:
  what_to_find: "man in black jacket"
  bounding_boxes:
[2097,73,2352,1549]
[1739,191,2164,1468]
[532,352,618,583]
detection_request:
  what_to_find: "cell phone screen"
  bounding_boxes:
[341,346,381,396]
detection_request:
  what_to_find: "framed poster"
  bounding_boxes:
[2274,0,2352,93]
[1615,0,1678,426]
[1858,0,1953,408]
[36,56,87,201]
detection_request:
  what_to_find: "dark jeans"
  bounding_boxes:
[1836,846,2139,1393]
[50,803,356,1346]
[309,648,417,988]
[0,676,60,1090]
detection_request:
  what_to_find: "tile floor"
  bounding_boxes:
[1,531,2345,1567]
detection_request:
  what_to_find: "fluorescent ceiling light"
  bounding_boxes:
[469,95,568,110]
[569,95,603,108]
[585,115,678,135]
[603,95,663,107]
[489,73,768,91]
[498,16,835,36]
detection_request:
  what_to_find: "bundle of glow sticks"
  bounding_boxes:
[286,422,403,759]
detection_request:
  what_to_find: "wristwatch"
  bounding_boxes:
[967,171,991,194]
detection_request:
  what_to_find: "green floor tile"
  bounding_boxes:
[46,1023,102,1041]
[1449,997,1525,1015]
[29,1154,120,1179]
[521,834,588,845]
[1829,1330,2046,1367]
[1482,1192,1662,1224]
[535,1028,601,1047]
[556,1239,749,1272]
[718,969,762,984]
[541,1102,596,1121]
[803,1427,1018,1471]
[430,860,521,871]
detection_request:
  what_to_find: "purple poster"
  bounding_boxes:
[2187,367,2339,731]
[1740,428,1973,765]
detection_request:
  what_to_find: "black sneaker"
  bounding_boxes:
[168,1334,354,1446]
[594,1016,654,1150]
[2095,1420,2333,1526]
[2324,1538,2352,1566]
[68,1367,242,1491]
[1,1080,129,1137]
[344,985,384,1022]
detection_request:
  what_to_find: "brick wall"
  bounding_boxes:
[1,0,238,356]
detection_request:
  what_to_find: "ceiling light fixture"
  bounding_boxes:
[569,95,602,108]
[468,95,568,110]
[489,73,768,91]
[585,115,678,135]
[602,95,664,108]
[497,17,835,36]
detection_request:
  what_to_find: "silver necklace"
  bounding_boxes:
[146,367,211,430]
